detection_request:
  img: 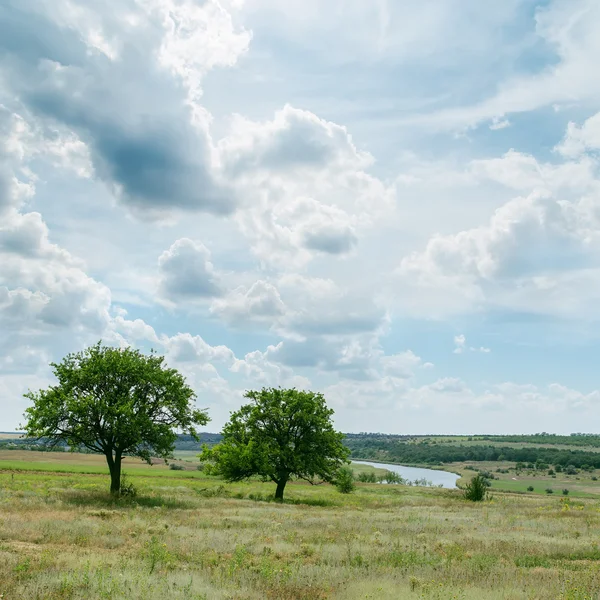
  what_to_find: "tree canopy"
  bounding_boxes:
[201,387,349,500]
[23,342,209,494]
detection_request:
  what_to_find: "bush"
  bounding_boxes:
[196,464,204,471]
[562,489,569,496]
[527,486,534,492]
[120,474,137,498]
[545,488,554,494]
[335,466,356,494]
[592,476,598,481]
[565,465,578,475]
[464,475,488,502]
[379,471,405,485]
[169,463,185,471]
[547,469,555,475]
[555,465,563,473]
[357,471,377,483]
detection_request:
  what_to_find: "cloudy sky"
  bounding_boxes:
[3,0,600,434]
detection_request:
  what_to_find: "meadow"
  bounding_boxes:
[2,452,600,599]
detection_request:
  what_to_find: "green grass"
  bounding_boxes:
[449,461,600,498]
[3,456,600,598]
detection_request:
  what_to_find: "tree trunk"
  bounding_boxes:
[106,451,122,495]
[274,478,287,501]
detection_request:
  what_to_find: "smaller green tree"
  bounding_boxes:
[335,466,356,494]
[201,388,349,500]
[464,474,488,502]
[23,343,209,495]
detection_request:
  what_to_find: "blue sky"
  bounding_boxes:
[2,0,600,434]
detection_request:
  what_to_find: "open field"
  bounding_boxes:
[0,432,23,440]
[2,457,600,598]
[413,437,600,453]
[448,461,600,498]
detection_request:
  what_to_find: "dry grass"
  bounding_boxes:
[1,464,600,599]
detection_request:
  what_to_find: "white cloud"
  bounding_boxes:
[210,280,285,327]
[219,105,393,266]
[453,334,490,354]
[453,334,466,354]
[412,0,600,131]
[556,111,600,158]
[158,238,221,302]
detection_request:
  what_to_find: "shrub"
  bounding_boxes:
[379,471,405,485]
[592,476,598,481]
[120,475,137,498]
[565,465,578,475]
[562,489,570,496]
[357,471,378,483]
[527,486,534,492]
[169,463,185,471]
[548,469,555,475]
[555,465,563,473]
[464,475,488,502]
[545,488,554,494]
[335,466,356,494]
[196,464,204,471]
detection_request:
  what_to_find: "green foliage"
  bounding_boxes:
[119,474,137,498]
[169,464,185,471]
[345,435,600,469]
[200,388,349,500]
[380,471,405,484]
[546,488,554,494]
[23,342,209,494]
[357,471,378,483]
[464,475,488,502]
[527,486,534,492]
[335,466,356,494]
[563,489,570,496]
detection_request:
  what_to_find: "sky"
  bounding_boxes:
[2,0,600,435]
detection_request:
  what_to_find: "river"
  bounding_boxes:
[353,460,460,489]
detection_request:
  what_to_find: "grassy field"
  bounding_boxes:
[417,437,600,453]
[447,461,600,498]
[2,456,600,598]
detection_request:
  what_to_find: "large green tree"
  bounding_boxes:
[23,343,209,494]
[201,388,349,500]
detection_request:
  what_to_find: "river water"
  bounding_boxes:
[353,460,460,489]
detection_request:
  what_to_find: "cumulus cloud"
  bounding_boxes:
[210,280,285,327]
[0,0,250,217]
[556,112,600,158]
[219,105,393,266]
[453,334,491,354]
[221,105,372,176]
[453,334,466,354]
[158,238,221,302]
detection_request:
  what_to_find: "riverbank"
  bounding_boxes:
[352,460,460,489]
[351,457,463,478]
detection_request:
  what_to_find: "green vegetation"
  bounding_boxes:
[201,388,349,500]
[23,343,209,494]
[3,458,600,599]
[464,474,489,502]
[334,466,355,494]
[346,433,600,468]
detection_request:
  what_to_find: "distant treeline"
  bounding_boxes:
[345,437,600,468]
[0,432,223,453]
[5,431,600,467]
[480,433,600,448]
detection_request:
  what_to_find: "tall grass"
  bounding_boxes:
[2,468,600,599]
